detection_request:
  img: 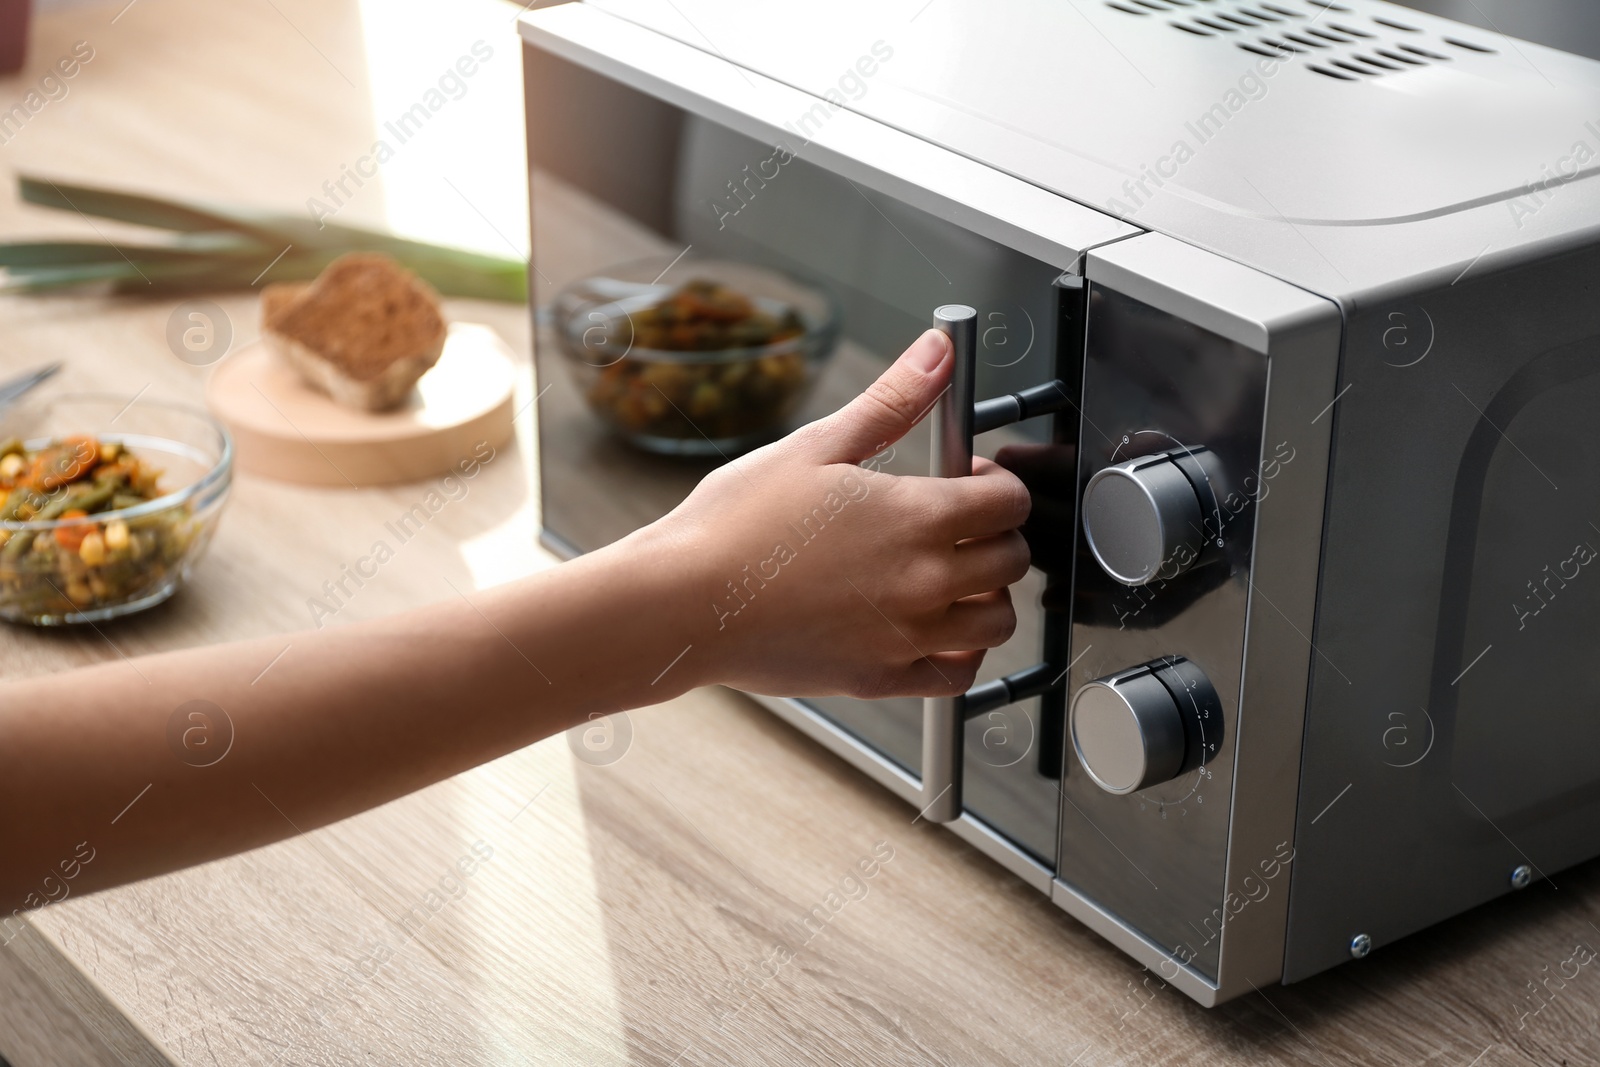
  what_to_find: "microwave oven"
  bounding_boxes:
[518,0,1600,1006]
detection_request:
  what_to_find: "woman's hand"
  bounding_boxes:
[655,328,1032,700]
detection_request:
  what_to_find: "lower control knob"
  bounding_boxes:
[1070,657,1216,795]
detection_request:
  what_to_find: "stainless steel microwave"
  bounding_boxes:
[518,0,1600,1006]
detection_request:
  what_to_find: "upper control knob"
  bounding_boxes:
[1069,657,1219,795]
[1082,448,1220,586]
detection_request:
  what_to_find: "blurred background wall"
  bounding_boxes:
[1395,0,1600,60]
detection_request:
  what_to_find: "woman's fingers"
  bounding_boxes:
[864,649,986,700]
[994,442,1077,497]
[846,588,1014,698]
[911,458,1032,541]
[949,531,1031,600]
[921,588,1018,653]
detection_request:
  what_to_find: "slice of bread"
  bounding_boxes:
[262,254,447,412]
[261,281,308,325]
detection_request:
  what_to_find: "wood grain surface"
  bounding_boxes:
[2,1,1600,1065]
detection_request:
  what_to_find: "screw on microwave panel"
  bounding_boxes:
[1510,864,1533,890]
[1349,933,1372,959]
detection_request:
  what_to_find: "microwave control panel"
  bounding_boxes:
[1058,283,1269,982]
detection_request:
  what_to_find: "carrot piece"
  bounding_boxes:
[30,436,100,491]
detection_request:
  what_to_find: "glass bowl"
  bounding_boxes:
[0,394,233,625]
[553,257,842,455]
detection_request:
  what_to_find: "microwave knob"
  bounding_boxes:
[1082,449,1219,586]
[1071,659,1206,795]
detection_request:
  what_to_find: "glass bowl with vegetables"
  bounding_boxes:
[0,395,232,625]
[554,258,841,455]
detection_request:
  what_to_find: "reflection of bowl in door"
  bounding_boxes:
[554,257,841,456]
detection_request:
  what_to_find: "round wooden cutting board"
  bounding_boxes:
[205,322,517,487]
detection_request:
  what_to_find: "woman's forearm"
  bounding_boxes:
[0,521,707,907]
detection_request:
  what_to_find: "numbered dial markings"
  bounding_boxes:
[1070,656,1223,803]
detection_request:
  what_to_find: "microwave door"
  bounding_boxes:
[522,9,1116,871]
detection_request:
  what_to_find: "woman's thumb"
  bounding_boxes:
[814,329,951,463]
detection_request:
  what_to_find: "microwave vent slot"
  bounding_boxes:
[1102,0,1499,80]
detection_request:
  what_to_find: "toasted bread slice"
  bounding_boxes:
[261,281,308,324]
[262,254,447,412]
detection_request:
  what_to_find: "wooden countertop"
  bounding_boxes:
[3,1,1599,1064]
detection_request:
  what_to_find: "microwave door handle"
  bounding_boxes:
[921,305,978,824]
[919,305,1076,824]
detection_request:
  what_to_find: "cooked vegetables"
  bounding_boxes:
[0,435,197,620]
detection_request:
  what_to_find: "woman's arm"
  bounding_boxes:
[0,329,1030,907]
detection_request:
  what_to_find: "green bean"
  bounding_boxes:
[0,487,34,521]
[2,529,37,561]
[36,481,113,521]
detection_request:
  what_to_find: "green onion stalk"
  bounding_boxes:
[0,175,527,302]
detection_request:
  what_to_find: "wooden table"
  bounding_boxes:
[3,1,1599,1064]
